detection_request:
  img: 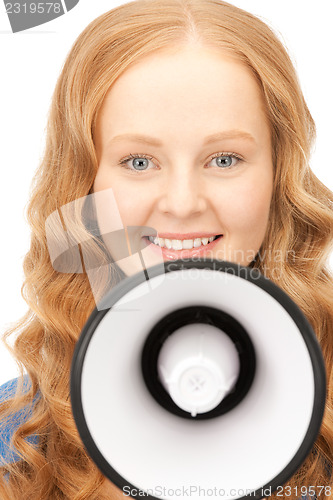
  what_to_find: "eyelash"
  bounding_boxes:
[117,152,244,174]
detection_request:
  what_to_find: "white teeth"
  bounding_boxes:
[182,239,193,250]
[148,235,217,250]
[164,238,172,249]
[172,239,183,250]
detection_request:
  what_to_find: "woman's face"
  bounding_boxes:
[93,44,273,269]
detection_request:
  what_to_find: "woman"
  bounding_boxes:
[0,0,332,498]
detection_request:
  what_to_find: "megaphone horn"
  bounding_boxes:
[71,259,326,500]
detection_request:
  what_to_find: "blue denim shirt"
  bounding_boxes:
[0,376,40,465]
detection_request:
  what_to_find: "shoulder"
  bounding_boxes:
[0,375,31,402]
[0,375,40,466]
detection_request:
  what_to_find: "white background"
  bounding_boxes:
[0,1,332,385]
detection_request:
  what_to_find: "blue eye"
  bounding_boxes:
[131,157,150,170]
[216,156,233,167]
[118,154,154,172]
[210,154,241,169]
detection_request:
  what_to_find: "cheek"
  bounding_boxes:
[214,175,273,265]
[93,169,150,226]
[216,175,273,235]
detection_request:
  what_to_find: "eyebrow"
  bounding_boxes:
[108,130,256,147]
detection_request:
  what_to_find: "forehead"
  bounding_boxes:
[96,45,269,145]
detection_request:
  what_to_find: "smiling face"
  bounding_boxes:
[93,44,274,268]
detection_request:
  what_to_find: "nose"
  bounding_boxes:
[157,164,208,219]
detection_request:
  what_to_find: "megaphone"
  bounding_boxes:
[70,259,326,500]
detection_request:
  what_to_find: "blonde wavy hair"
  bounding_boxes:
[1,0,332,498]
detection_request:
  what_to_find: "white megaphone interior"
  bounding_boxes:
[157,322,240,416]
[81,267,315,500]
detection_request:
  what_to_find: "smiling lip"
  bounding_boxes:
[142,234,223,260]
